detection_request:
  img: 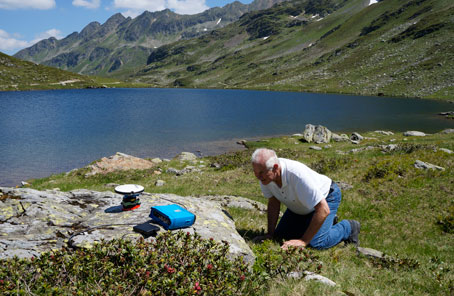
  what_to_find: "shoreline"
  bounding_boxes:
[2,86,454,103]
[7,127,454,188]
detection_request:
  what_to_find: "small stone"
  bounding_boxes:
[440,129,454,134]
[154,170,162,175]
[379,144,399,152]
[310,146,322,151]
[292,133,303,137]
[20,181,30,187]
[176,152,197,162]
[351,140,360,145]
[335,181,353,191]
[374,130,394,135]
[167,168,180,175]
[155,180,166,187]
[332,133,349,142]
[304,271,336,287]
[151,158,162,164]
[357,247,383,259]
[414,160,445,171]
[439,148,453,154]
[236,140,247,146]
[404,131,426,137]
[211,163,222,169]
[351,132,364,141]
[324,145,332,149]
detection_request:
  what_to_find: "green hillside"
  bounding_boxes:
[131,0,454,100]
[0,52,144,91]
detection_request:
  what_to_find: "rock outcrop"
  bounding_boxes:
[85,152,155,176]
[303,124,332,144]
[0,187,255,264]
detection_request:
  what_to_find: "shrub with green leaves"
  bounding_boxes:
[437,205,454,234]
[0,232,321,295]
[363,159,407,182]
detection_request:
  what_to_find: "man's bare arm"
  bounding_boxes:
[267,196,281,237]
[282,198,330,249]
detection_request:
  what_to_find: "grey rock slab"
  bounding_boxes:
[310,146,322,151]
[0,248,40,259]
[203,195,267,212]
[0,188,255,264]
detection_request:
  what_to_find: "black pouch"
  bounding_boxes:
[133,222,160,236]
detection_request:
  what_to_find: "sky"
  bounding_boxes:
[0,0,253,55]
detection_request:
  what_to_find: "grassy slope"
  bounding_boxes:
[29,129,454,295]
[0,52,151,91]
[131,0,454,100]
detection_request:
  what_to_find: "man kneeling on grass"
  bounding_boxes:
[251,148,360,250]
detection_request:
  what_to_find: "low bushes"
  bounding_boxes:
[0,232,321,295]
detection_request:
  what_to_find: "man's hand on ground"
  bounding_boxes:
[252,234,273,243]
[281,239,307,250]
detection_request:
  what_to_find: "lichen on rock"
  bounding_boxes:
[0,187,255,264]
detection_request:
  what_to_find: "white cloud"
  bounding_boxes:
[0,29,29,52]
[0,28,63,54]
[31,28,63,43]
[0,0,55,10]
[72,0,100,9]
[114,0,166,11]
[113,0,208,17]
[167,0,208,15]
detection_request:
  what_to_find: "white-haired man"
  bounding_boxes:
[251,148,359,249]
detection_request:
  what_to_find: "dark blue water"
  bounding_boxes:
[0,88,452,186]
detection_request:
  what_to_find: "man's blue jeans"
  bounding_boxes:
[274,182,351,249]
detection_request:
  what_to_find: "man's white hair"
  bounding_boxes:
[251,148,279,170]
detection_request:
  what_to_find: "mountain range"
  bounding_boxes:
[12,0,454,100]
[14,0,286,78]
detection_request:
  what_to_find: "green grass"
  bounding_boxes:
[27,130,454,295]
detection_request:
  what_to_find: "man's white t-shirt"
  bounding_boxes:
[260,158,332,215]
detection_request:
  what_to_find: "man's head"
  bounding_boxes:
[251,148,280,185]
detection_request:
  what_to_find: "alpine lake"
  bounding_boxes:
[1,88,453,186]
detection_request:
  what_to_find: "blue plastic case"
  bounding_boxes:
[149,204,196,230]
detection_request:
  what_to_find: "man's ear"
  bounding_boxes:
[273,163,279,171]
